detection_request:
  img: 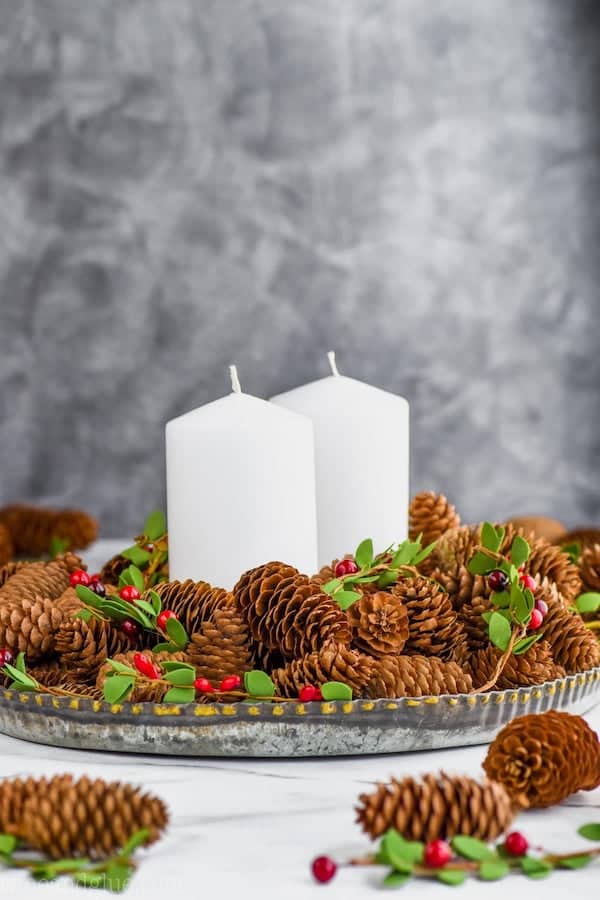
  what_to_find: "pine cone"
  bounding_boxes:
[0,523,13,566]
[0,595,64,661]
[539,605,600,673]
[99,553,130,587]
[0,776,40,834]
[558,528,600,552]
[28,660,65,687]
[55,614,135,684]
[54,586,84,617]
[392,577,463,659]
[0,505,97,556]
[467,640,565,690]
[187,605,255,683]
[580,543,600,593]
[234,562,351,658]
[525,537,581,606]
[272,640,375,698]
[408,492,461,546]
[356,772,514,842]
[0,560,25,590]
[347,591,408,657]
[96,650,189,703]
[154,579,233,635]
[7,774,168,859]
[0,554,83,607]
[367,655,473,698]
[483,711,600,808]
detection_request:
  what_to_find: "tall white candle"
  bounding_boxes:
[271,353,409,566]
[166,367,318,589]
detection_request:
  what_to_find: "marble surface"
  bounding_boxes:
[0,541,597,897]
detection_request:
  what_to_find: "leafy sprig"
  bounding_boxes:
[116,509,169,589]
[1,652,82,700]
[322,536,436,610]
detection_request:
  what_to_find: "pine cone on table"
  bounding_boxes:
[409,492,461,545]
[272,640,375,698]
[347,591,408,657]
[392,577,463,659]
[186,605,255,683]
[6,774,168,859]
[0,595,64,661]
[0,523,14,566]
[96,650,189,703]
[55,615,135,684]
[580,543,600,593]
[483,711,600,808]
[356,772,514,842]
[154,579,233,636]
[467,640,565,690]
[367,655,473,698]
[0,505,97,556]
[0,776,40,834]
[539,605,600,673]
[0,554,83,607]
[234,562,351,658]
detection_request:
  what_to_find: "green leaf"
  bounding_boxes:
[244,670,275,698]
[354,575,382,584]
[127,566,145,594]
[490,591,510,609]
[481,522,502,553]
[320,681,353,701]
[0,834,16,856]
[153,641,180,654]
[120,546,151,567]
[467,552,496,576]
[575,593,600,615]
[437,870,467,886]
[392,541,419,568]
[73,608,92,623]
[520,856,553,878]
[73,871,108,888]
[378,570,398,589]
[411,540,437,566]
[32,866,59,881]
[76,584,105,609]
[106,660,137,675]
[104,861,134,892]
[512,586,531,625]
[562,541,582,564]
[118,828,150,858]
[15,651,26,674]
[164,667,195,686]
[510,535,530,568]
[147,590,162,615]
[163,686,195,703]
[335,590,362,610]
[382,870,412,888]
[513,633,543,655]
[132,598,158,618]
[578,823,600,841]
[2,663,38,689]
[49,535,70,557]
[103,675,135,704]
[321,578,340,595]
[165,616,188,647]
[355,539,374,568]
[161,660,195,673]
[479,860,509,880]
[488,612,512,652]
[144,509,167,541]
[481,611,493,624]
[451,836,496,862]
[557,855,593,869]
[380,830,423,872]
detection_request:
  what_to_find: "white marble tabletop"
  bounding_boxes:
[0,541,597,899]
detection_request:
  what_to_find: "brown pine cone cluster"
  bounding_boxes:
[0,504,97,557]
[483,711,600,808]
[367,655,473,698]
[0,773,168,859]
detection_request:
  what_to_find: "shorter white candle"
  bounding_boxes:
[166,367,318,589]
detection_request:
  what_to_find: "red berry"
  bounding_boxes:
[528,608,544,630]
[334,559,359,578]
[299,685,320,702]
[219,674,242,692]
[314,687,323,701]
[119,585,141,602]
[133,652,160,679]
[519,573,537,593]
[311,856,337,884]
[194,677,215,693]
[157,609,178,631]
[424,839,452,869]
[488,570,510,593]
[504,831,529,857]
[0,648,14,668]
[70,569,91,587]
[534,598,548,616]
[121,619,140,642]
[143,543,155,553]
[90,573,102,583]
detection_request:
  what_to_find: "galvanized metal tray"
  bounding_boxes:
[0,668,598,758]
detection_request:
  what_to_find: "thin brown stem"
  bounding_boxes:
[470,626,525,694]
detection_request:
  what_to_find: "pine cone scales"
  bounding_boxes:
[367,655,473,698]
[0,776,40,834]
[467,641,565,690]
[7,774,168,859]
[154,579,233,635]
[580,544,600,593]
[356,772,514,842]
[540,606,600,673]
[0,595,64,660]
[187,606,255,683]
[348,592,409,657]
[483,711,600,808]
[393,577,463,659]
[0,505,97,556]
[0,555,83,607]
[272,641,375,698]
[0,523,13,566]
[409,492,461,546]
[55,615,135,683]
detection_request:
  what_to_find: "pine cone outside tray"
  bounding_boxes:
[467,640,565,691]
[483,711,600,808]
[367,655,473,698]
[356,772,514,842]
[272,640,375,698]
[186,604,255,683]
[0,505,97,556]
[392,577,463,659]
[347,591,409,657]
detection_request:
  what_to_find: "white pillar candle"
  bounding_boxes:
[271,353,409,566]
[166,367,318,589]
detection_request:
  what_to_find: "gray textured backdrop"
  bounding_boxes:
[1,0,599,536]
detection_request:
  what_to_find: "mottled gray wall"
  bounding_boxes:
[0,0,599,536]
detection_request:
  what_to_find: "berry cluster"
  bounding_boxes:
[487,567,548,632]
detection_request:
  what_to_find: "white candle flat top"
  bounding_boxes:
[1,540,597,900]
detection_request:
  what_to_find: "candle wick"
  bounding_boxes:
[327,350,341,377]
[229,365,242,394]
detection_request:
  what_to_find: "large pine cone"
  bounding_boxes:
[392,577,463,659]
[539,605,600,673]
[272,640,375,698]
[0,505,97,556]
[408,492,461,546]
[154,579,233,635]
[0,554,83,607]
[4,774,167,859]
[467,640,565,690]
[0,776,40,833]
[580,543,600,593]
[0,595,64,661]
[347,591,408,657]
[0,523,14,566]
[367,655,473,698]
[483,711,600,808]
[96,650,189,703]
[356,772,514,842]
[234,562,350,658]
[0,560,25,590]
[187,605,255,683]
[55,614,135,683]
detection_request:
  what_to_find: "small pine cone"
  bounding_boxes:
[0,595,64,661]
[539,605,600,673]
[0,554,83,607]
[580,543,600,593]
[28,660,65,687]
[525,538,582,606]
[271,640,375,698]
[11,774,168,859]
[367,655,473,698]
[347,592,409,657]
[467,640,565,690]
[154,579,233,635]
[96,650,189,703]
[99,553,130,587]
[0,523,14,566]
[356,772,514,842]
[55,615,134,684]
[0,505,97,556]
[392,577,463,659]
[234,562,351,658]
[186,605,255,683]
[483,711,600,808]
[408,492,461,546]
